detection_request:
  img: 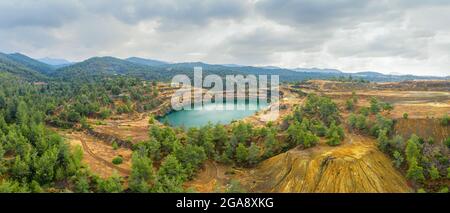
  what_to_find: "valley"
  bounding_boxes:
[52,79,449,193]
[0,52,448,193]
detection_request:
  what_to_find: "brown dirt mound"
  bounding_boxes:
[243,134,412,193]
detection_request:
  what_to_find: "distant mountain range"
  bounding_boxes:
[292,68,342,74]
[38,57,74,68]
[0,52,448,82]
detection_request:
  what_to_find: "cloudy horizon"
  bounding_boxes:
[1,0,449,76]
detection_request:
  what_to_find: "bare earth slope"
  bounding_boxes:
[243,134,412,193]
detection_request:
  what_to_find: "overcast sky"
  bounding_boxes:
[0,0,449,76]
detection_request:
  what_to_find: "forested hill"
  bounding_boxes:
[4,53,55,74]
[0,53,49,81]
[54,56,164,81]
[1,52,449,83]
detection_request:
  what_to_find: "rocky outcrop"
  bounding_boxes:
[85,129,133,149]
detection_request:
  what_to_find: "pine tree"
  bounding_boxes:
[263,131,279,157]
[247,143,261,165]
[406,158,425,182]
[377,128,389,152]
[235,143,249,165]
[405,135,421,163]
[74,174,90,193]
[174,144,207,178]
[213,124,228,149]
[129,152,155,192]
[392,151,404,168]
[97,172,123,193]
[429,166,440,180]
[156,154,186,192]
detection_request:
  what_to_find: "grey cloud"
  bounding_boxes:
[255,0,389,28]
[83,0,249,29]
[0,1,81,28]
[0,0,449,76]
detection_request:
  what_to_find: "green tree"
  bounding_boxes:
[174,144,207,178]
[247,143,261,165]
[112,156,123,165]
[381,102,393,111]
[213,124,228,150]
[447,167,450,179]
[441,114,449,126]
[360,107,370,116]
[392,151,404,168]
[311,120,327,137]
[218,139,234,164]
[156,155,186,192]
[369,114,393,137]
[405,135,421,163]
[406,158,425,182]
[445,137,450,149]
[235,143,249,165]
[377,128,389,152]
[226,179,246,193]
[326,122,344,146]
[369,97,380,114]
[326,131,341,146]
[197,125,216,157]
[303,131,319,148]
[129,152,155,192]
[429,165,440,180]
[351,91,358,103]
[67,110,81,123]
[30,180,43,193]
[74,174,90,193]
[99,109,111,119]
[33,147,58,184]
[232,122,252,144]
[97,172,123,193]
[389,135,404,151]
[0,180,29,193]
[147,139,162,161]
[0,142,4,162]
[263,131,279,157]
[403,113,409,119]
[345,99,354,111]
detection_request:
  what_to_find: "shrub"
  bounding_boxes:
[445,137,450,149]
[441,114,449,126]
[112,156,123,165]
[112,142,119,150]
[447,167,450,179]
[429,166,440,180]
[439,187,449,193]
[403,113,408,119]
[369,97,380,114]
[417,188,426,193]
[345,99,354,111]
[99,109,111,119]
[392,151,404,168]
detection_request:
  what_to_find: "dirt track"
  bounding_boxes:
[79,137,131,175]
[59,130,132,178]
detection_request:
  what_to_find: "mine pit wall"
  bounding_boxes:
[393,118,450,145]
[304,80,450,92]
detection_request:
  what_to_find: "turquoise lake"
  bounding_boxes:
[160,100,269,128]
